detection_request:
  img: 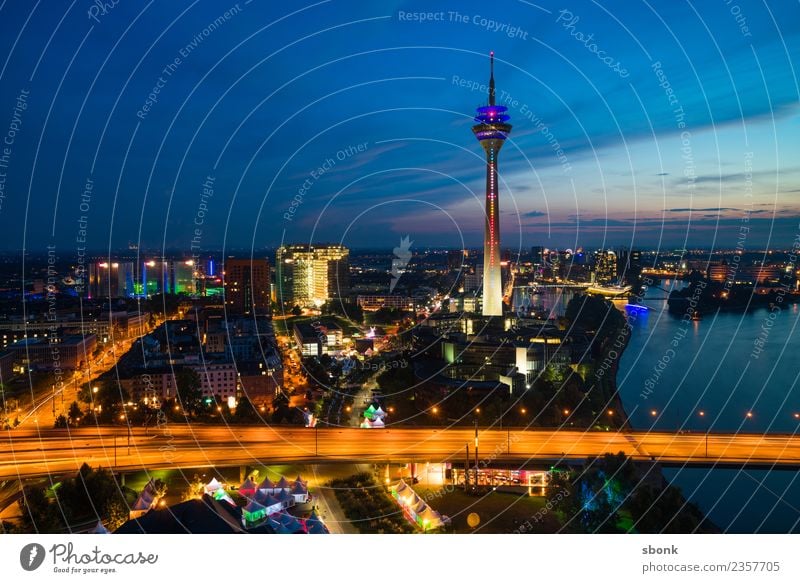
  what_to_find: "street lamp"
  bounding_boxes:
[650,409,657,417]
[699,410,709,457]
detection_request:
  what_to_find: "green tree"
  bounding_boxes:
[291,305,302,317]
[175,368,203,415]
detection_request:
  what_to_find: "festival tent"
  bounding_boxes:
[242,499,267,525]
[238,477,257,498]
[275,476,290,490]
[276,489,294,507]
[274,512,306,534]
[203,478,223,495]
[370,417,385,428]
[418,505,445,530]
[290,481,309,503]
[393,479,410,496]
[306,508,329,534]
[91,521,110,534]
[213,489,235,506]
[261,494,283,515]
[129,480,159,519]
[374,406,386,419]
[257,477,275,492]
[203,478,234,505]
[363,404,377,419]
[390,479,447,531]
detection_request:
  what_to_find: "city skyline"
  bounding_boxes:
[0,1,797,253]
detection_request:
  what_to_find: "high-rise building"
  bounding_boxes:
[275,244,350,308]
[594,250,618,285]
[171,260,197,295]
[88,261,135,298]
[223,258,271,315]
[472,52,512,316]
[531,246,545,266]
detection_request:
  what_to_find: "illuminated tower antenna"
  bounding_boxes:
[472,51,512,317]
[489,51,495,105]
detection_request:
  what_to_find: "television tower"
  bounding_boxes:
[472,52,512,317]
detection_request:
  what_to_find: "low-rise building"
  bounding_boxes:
[4,334,97,371]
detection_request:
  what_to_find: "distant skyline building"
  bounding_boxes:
[594,249,618,285]
[275,244,350,308]
[472,52,512,317]
[87,258,197,298]
[223,258,271,315]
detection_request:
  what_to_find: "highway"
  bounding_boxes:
[2,426,800,480]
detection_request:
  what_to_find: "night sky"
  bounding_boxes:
[0,0,798,255]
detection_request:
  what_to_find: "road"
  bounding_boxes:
[1,426,799,480]
[15,321,162,429]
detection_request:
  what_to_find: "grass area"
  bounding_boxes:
[414,486,563,533]
[328,472,415,534]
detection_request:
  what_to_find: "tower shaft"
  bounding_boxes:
[481,139,504,316]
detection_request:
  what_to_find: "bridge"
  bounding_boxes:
[2,426,799,480]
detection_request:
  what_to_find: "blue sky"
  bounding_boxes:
[0,0,798,254]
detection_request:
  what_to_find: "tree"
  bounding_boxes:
[182,474,204,501]
[234,397,256,421]
[18,485,62,533]
[175,368,203,415]
[68,401,82,424]
[53,414,68,428]
[152,478,168,499]
[291,305,302,317]
[565,294,626,344]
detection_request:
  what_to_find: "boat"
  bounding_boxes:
[586,284,632,297]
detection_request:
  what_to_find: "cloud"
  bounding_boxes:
[522,210,546,218]
[664,207,738,212]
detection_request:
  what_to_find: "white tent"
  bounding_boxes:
[203,477,223,495]
[91,521,110,534]
[290,481,309,503]
[257,477,274,492]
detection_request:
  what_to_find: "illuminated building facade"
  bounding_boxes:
[88,261,135,298]
[472,52,512,316]
[275,244,350,307]
[594,250,618,285]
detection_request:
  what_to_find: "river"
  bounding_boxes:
[615,280,800,533]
